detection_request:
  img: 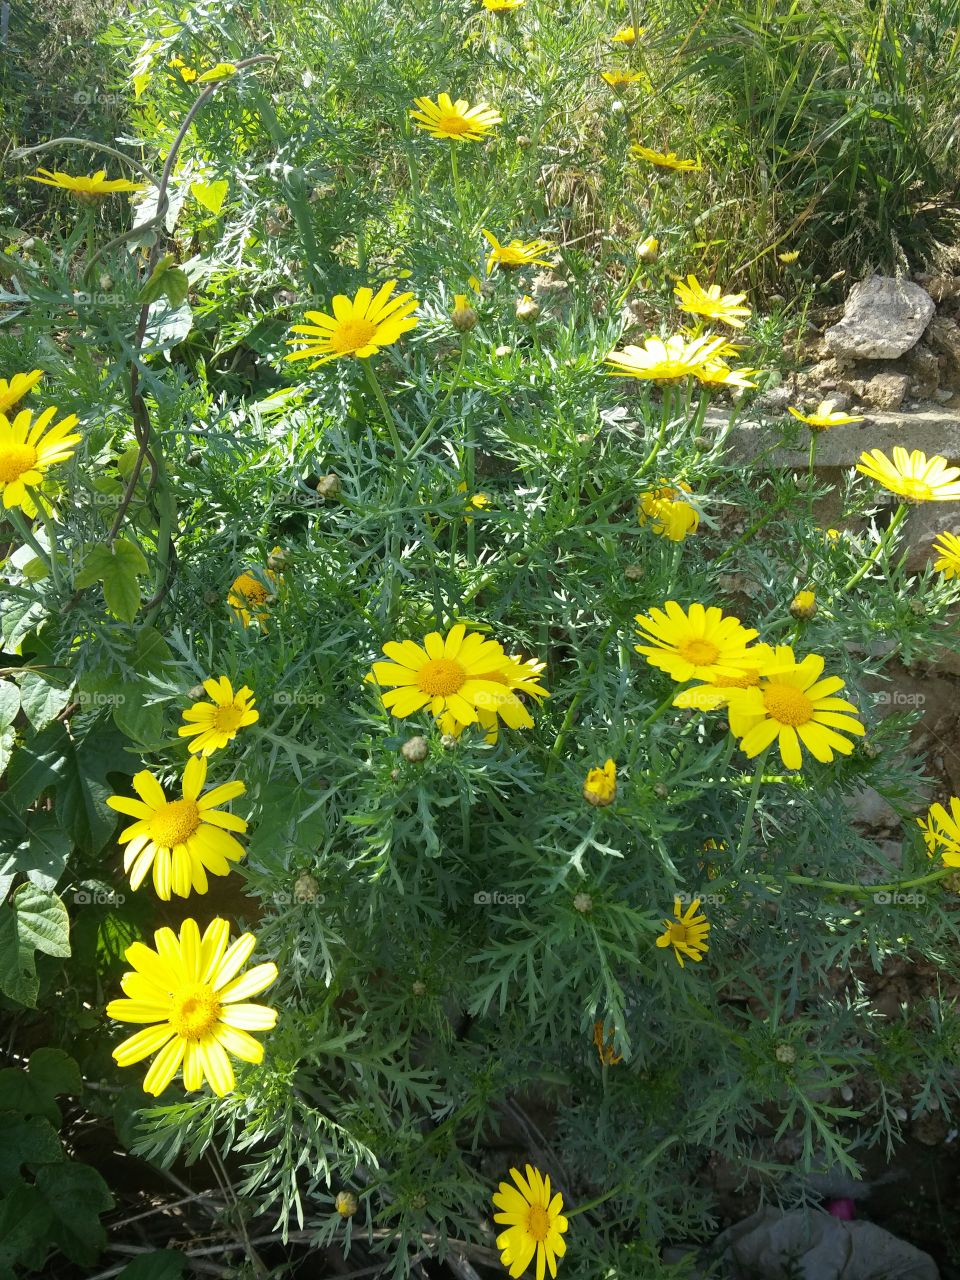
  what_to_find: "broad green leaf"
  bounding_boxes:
[27,1049,82,1101]
[75,540,148,624]
[113,692,165,749]
[12,884,70,958]
[0,1113,61,1179]
[0,908,38,1006]
[19,813,71,892]
[18,672,71,731]
[141,299,194,354]
[55,724,133,853]
[0,1072,58,1124]
[134,625,174,674]
[116,1250,187,1280]
[36,1163,113,1265]
[0,727,14,782]
[138,255,190,307]
[0,681,19,728]
[0,1183,53,1274]
[196,62,236,83]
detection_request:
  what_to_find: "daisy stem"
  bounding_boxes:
[738,744,771,860]
[547,619,620,769]
[35,500,64,589]
[364,363,405,456]
[783,865,958,897]
[5,508,58,586]
[449,142,468,233]
[640,687,676,730]
[567,1135,679,1217]
[636,391,672,480]
[841,503,907,593]
[807,431,817,518]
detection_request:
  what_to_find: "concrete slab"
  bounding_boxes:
[717,408,960,468]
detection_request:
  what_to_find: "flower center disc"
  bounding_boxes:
[0,443,37,484]
[438,114,470,136]
[170,984,222,1038]
[417,658,467,696]
[678,637,720,667]
[669,922,689,945]
[899,477,933,502]
[526,1205,550,1241]
[235,576,269,604]
[762,683,814,727]
[330,317,378,354]
[212,703,244,733]
[150,798,201,848]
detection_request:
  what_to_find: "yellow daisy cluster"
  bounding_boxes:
[638,482,699,542]
[605,334,757,390]
[635,602,865,771]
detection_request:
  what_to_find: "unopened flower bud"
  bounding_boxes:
[316,473,340,500]
[294,873,319,902]
[624,564,644,580]
[440,733,459,751]
[188,684,205,699]
[516,134,532,148]
[390,767,401,780]
[451,293,478,332]
[789,589,817,620]
[692,435,710,451]
[909,598,926,616]
[637,235,659,263]
[401,735,429,763]
[583,759,616,807]
[185,450,202,466]
[99,272,114,291]
[515,295,540,322]
[494,344,513,358]
[775,1043,796,1064]
[573,892,593,914]
[410,1193,427,1211]
[335,1191,358,1217]
[412,979,427,996]
[654,782,668,799]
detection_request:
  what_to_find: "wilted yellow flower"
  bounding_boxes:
[656,897,710,967]
[600,69,648,88]
[410,94,502,142]
[611,25,643,43]
[106,756,247,899]
[106,917,277,1096]
[778,250,800,264]
[932,531,960,579]
[788,401,864,431]
[27,167,147,197]
[630,145,701,171]
[593,1021,623,1064]
[483,230,556,275]
[856,447,960,502]
[228,567,277,628]
[0,406,81,517]
[179,677,259,756]
[0,370,42,415]
[674,275,751,328]
[639,483,699,542]
[286,281,419,367]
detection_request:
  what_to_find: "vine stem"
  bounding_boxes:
[778,864,956,899]
[738,744,771,860]
[364,362,405,456]
[840,503,907,593]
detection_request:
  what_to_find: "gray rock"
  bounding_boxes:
[848,786,897,829]
[905,343,941,398]
[928,315,960,367]
[825,276,935,360]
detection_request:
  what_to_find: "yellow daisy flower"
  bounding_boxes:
[583,759,617,807]
[286,281,419,368]
[0,406,81,518]
[600,69,648,87]
[371,625,541,733]
[932,531,960,579]
[593,1021,623,1064]
[179,677,259,756]
[656,896,710,967]
[918,797,960,866]
[638,482,699,542]
[106,916,278,1097]
[634,601,761,684]
[482,0,525,9]
[27,167,147,197]
[630,145,701,171]
[0,370,43,415]
[723,649,864,771]
[671,642,787,712]
[788,400,864,431]
[856,447,960,503]
[228,567,277,628]
[436,654,548,742]
[483,230,556,275]
[674,275,751,328]
[106,757,247,900]
[492,1165,568,1280]
[694,360,760,390]
[778,250,800,264]
[410,93,502,142]
[611,25,643,43]
[605,334,728,383]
